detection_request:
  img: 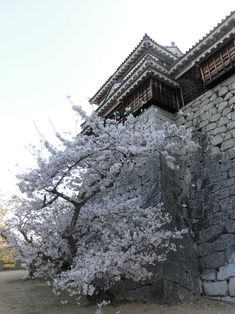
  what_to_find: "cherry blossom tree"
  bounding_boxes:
[2,106,197,299]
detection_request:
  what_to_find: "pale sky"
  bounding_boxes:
[0,0,234,196]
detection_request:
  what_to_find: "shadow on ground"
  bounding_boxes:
[1,270,235,314]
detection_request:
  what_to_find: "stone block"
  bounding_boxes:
[219,86,228,97]
[214,97,224,106]
[150,280,198,304]
[213,234,235,251]
[229,96,235,106]
[223,107,233,117]
[228,81,235,91]
[199,120,209,129]
[210,93,217,101]
[184,121,193,128]
[224,132,232,141]
[228,147,235,159]
[201,97,210,106]
[229,169,235,178]
[194,230,203,244]
[206,123,217,131]
[224,92,233,101]
[192,105,200,113]
[201,269,217,280]
[211,135,223,146]
[205,90,214,98]
[202,251,225,269]
[202,112,210,121]
[213,178,235,193]
[202,225,223,242]
[176,116,185,125]
[228,252,235,263]
[211,146,220,155]
[227,121,235,130]
[221,296,235,303]
[218,117,229,126]
[221,177,234,188]
[218,264,235,280]
[214,84,222,92]
[212,171,228,182]
[207,102,215,110]
[232,111,235,120]
[226,221,235,233]
[210,114,220,122]
[220,160,233,171]
[194,108,205,119]
[221,139,235,152]
[213,126,227,135]
[203,281,228,296]
[227,112,232,119]
[209,212,227,225]
[230,206,235,219]
[217,187,232,200]
[199,242,212,257]
[211,107,217,115]
[217,101,228,112]
[229,277,235,296]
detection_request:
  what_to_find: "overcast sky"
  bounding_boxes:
[0,0,234,196]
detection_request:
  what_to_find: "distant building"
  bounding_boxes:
[0,209,16,269]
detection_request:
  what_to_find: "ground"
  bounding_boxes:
[1,270,235,314]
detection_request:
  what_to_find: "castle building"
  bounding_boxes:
[90,11,234,125]
[90,12,235,303]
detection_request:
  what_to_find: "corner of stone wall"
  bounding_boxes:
[108,154,201,304]
[175,74,235,301]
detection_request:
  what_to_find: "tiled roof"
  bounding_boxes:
[170,11,235,76]
[90,34,178,105]
[96,54,179,115]
[90,11,234,110]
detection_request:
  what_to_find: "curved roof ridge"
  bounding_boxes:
[89,34,147,104]
[96,52,172,113]
[170,10,235,72]
[90,33,178,104]
[184,10,234,55]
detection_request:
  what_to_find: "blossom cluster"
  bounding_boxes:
[3,108,196,297]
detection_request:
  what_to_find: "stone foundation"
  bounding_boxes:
[93,74,234,303]
[119,73,235,302]
[175,74,235,301]
[100,155,201,304]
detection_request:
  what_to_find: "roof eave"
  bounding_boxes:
[170,11,235,76]
[90,34,178,105]
[96,66,179,115]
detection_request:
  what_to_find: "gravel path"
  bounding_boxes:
[1,270,235,314]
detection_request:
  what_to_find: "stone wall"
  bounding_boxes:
[97,154,201,303]
[174,74,235,301]
[111,73,235,302]
[94,73,234,303]
[135,105,174,132]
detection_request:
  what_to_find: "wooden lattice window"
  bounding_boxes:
[106,77,182,122]
[106,79,152,122]
[178,65,205,105]
[123,79,152,112]
[200,39,235,85]
[152,79,181,110]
